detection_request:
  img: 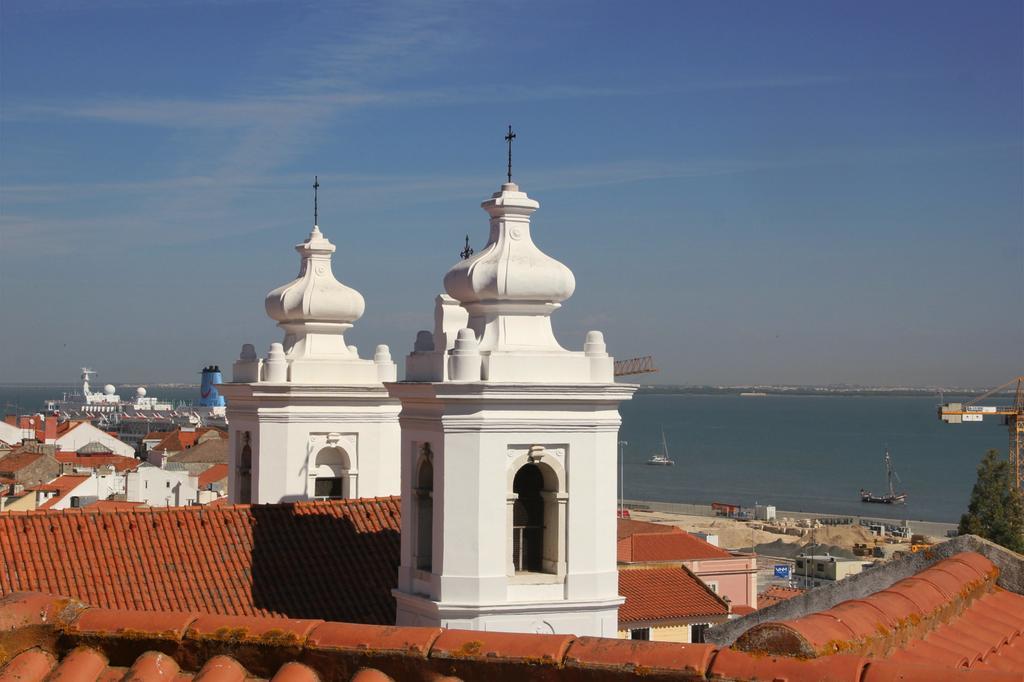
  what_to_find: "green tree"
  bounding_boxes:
[959,449,1024,553]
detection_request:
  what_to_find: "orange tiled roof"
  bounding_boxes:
[618,530,733,563]
[757,585,806,608]
[734,551,1024,673]
[197,463,228,487]
[142,430,171,441]
[0,497,401,624]
[616,517,683,540]
[0,591,1015,682]
[0,450,44,473]
[55,450,140,472]
[169,438,228,464]
[618,566,728,625]
[35,474,90,509]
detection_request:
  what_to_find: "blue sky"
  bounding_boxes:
[1,0,1021,387]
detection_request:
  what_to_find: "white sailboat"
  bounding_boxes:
[646,427,675,466]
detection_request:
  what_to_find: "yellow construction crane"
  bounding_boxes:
[938,375,1024,490]
[613,356,658,377]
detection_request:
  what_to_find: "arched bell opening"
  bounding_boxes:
[510,459,563,575]
[312,446,351,499]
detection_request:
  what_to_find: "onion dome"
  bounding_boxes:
[265,225,365,327]
[444,182,575,308]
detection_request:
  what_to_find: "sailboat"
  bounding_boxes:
[860,448,907,504]
[646,428,675,466]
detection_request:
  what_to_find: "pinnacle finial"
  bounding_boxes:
[460,235,474,260]
[504,125,516,183]
[313,176,320,226]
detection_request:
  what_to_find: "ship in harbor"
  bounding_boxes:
[860,448,907,505]
[44,366,226,425]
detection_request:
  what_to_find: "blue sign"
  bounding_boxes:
[774,565,791,579]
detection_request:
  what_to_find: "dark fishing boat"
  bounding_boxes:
[860,449,907,504]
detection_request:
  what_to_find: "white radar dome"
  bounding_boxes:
[103,384,116,395]
[136,386,147,397]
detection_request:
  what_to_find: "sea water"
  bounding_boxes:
[0,386,1005,523]
[619,393,1004,523]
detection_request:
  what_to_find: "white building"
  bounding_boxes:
[390,180,635,637]
[219,211,401,504]
[125,464,199,507]
[52,422,135,458]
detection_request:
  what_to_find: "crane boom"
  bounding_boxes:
[938,375,1024,490]
[613,356,658,377]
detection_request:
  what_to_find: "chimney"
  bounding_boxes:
[44,415,58,445]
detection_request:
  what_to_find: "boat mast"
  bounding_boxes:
[885,449,895,498]
[661,427,669,459]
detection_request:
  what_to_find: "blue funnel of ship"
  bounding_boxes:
[199,366,226,407]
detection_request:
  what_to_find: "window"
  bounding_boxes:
[691,624,710,643]
[314,477,343,498]
[415,452,434,572]
[512,464,545,572]
[706,582,719,593]
[630,628,650,641]
[816,563,825,572]
[166,481,170,488]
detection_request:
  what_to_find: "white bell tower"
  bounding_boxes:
[220,180,401,504]
[389,177,635,637]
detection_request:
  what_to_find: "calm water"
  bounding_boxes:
[1,386,1004,523]
[619,393,1004,523]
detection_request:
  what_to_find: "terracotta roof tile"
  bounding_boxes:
[431,629,574,664]
[617,530,732,563]
[169,440,228,466]
[616,518,682,540]
[709,648,868,681]
[307,622,439,656]
[1,648,58,682]
[55,452,139,473]
[734,551,1024,671]
[757,585,802,606]
[0,498,401,624]
[0,592,1019,682]
[618,566,728,624]
[0,451,45,473]
[197,464,228,488]
[564,637,716,676]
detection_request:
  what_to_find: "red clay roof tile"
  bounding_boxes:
[268,662,320,682]
[49,647,109,682]
[0,498,401,625]
[618,566,728,624]
[0,649,57,682]
[197,463,228,486]
[734,551,1024,674]
[616,518,682,540]
[430,629,574,664]
[617,530,732,563]
[192,655,248,682]
[564,636,715,675]
[307,623,440,656]
[708,648,868,682]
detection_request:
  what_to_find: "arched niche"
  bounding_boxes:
[236,431,252,504]
[414,444,434,572]
[506,448,567,577]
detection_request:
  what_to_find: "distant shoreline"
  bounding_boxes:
[637,386,996,399]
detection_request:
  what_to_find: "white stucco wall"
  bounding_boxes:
[57,423,134,457]
[125,465,198,506]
